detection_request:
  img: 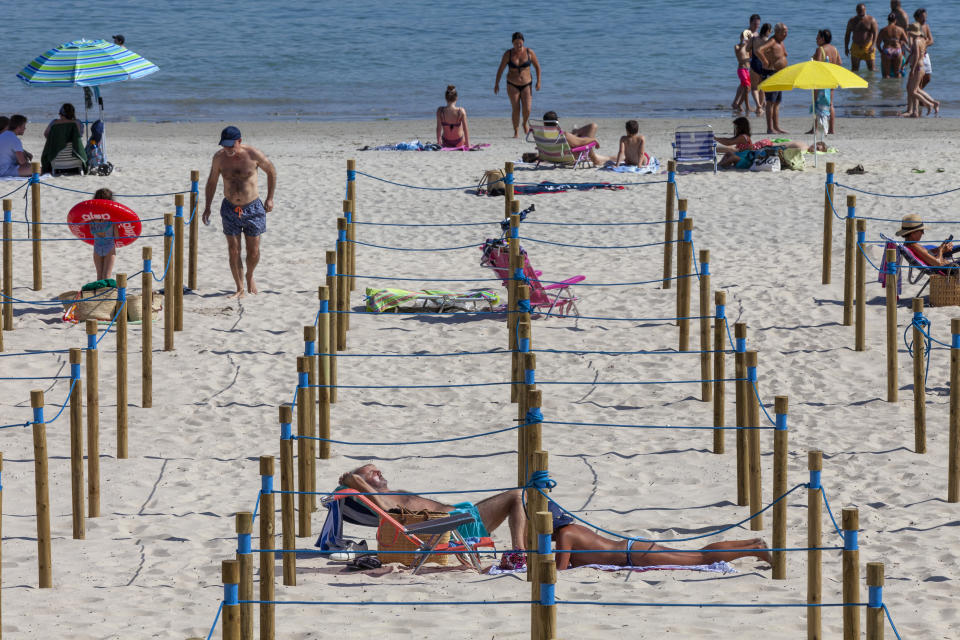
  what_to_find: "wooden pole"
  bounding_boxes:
[164,214,175,351]
[842,195,856,326]
[949,318,960,502]
[279,405,296,585]
[30,163,41,291]
[259,456,276,640]
[911,298,927,453]
[522,389,542,492]
[678,215,692,351]
[222,560,240,640]
[772,396,788,579]
[346,160,357,295]
[822,162,836,285]
[527,449,546,601]
[675,199,688,322]
[296,356,310,537]
[69,348,85,540]
[713,291,726,454]
[663,160,676,289]
[304,327,318,512]
[866,562,885,640]
[336,218,349,350]
[343,199,356,292]
[188,170,200,291]
[85,320,100,517]
[504,161,515,210]
[699,249,712,402]
[746,350,762,530]
[734,322,748,505]
[31,390,52,588]
[534,510,557,640]
[508,213,520,402]
[842,507,861,640]
[885,248,898,402]
[325,250,338,403]
[317,287,331,460]
[2,198,12,331]
[517,321,532,481]
[142,247,153,408]
[236,511,253,640]
[855,219,867,351]
[0,452,3,634]
[807,451,823,640]
[174,194,185,331]
[116,273,128,459]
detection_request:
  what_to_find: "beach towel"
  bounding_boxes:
[365,287,499,312]
[362,140,489,151]
[599,155,661,175]
[512,181,625,195]
[487,561,736,575]
[41,122,87,174]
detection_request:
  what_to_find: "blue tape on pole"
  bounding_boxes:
[519,337,530,353]
[238,532,252,555]
[747,366,757,383]
[510,226,518,239]
[505,173,514,185]
[953,333,960,349]
[678,210,686,222]
[326,263,335,277]
[683,229,691,242]
[118,287,126,303]
[31,171,39,182]
[868,585,882,608]
[809,470,821,490]
[775,412,787,431]
[887,262,898,275]
[3,209,10,223]
[175,204,183,219]
[844,529,858,551]
[71,363,81,380]
[347,170,356,181]
[305,341,316,357]
[524,369,535,385]
[319,300,328,313]
[144,258,152,273]
[298,372,308,387]
[702,262,710,276]
[281,423,292,440]
[165,224,174,237]
[716,304,725,319]
[33,406,44,425]
[857,231,865,244]
[345,211,352,224]
[913,311,922,323]
[538,533,552,556]
[736,338,745,353]
[224,583,239,606]
[668,171,675,183]
[847,206,855,219]
[262,474,274,494]
[826,173,834,184]
[87,333,96,350]
[540,583,555,606]
[338,229,346,242]
[191,180,199,193]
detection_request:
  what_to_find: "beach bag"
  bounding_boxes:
[377,508,453,566]
[479,168,506,196]
[125,292,163,322]
[750,149,780,172]
[779,148,805,171]
[58,287,119,323]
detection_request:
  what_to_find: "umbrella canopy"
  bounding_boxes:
[16,39,158,87]
[758,60,867,91]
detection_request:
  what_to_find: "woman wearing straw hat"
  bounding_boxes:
[897,213,955,266]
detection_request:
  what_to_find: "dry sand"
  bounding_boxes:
[2,116,960,638]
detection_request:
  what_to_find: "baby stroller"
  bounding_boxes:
[84,120,113,176]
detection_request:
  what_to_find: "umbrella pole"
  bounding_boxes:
[812,91,819,169]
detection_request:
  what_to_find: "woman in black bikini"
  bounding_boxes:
[494,32,541,137]
[436,85,470,149]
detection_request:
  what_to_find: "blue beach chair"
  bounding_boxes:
[672,124,718,174]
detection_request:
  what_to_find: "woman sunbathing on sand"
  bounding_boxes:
[553,522,772,570]
[436,85,470,149]
[719,139,827,169]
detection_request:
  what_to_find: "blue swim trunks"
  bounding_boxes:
[220,198,267,236]
[449,501,489,538]
[89,221,115,257]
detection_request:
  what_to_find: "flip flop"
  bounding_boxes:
[344,555,382,572]
[911,168,926,173]
[846,164,866,175]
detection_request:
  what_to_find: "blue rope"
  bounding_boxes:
[238,599,534,606]
[349,239,479,251]
[295,418,538,446]
[837,181,960,199]
[205,601,224,640]
[0,288,118,306]
[314,349,511,357]
[278,487,518,497]
[517,236,676,250]
[353,220,499,227]
[251,490,262,525]
[826,184,844,220]
[533,347,732,355]
[558,601,865,608]
[821,488,845,540]
[903,313,933,388]
[308,378,742,391]
[354,171,479,191]
[749,380,778,426]
[524,220,668,226]
[540,419,772,431]
[0,376,70,380]
[858,238,883,272]
[0,181,28,199]
[0,349,70,358]
[0,421,31,430]
[37,181,191,198]
[94,300,125,347]
[882,604,904,640]
[152,238,176,282]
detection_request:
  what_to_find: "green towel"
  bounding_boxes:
[41,122,87,173]
[365,287,499,312]
[81,278,117,291]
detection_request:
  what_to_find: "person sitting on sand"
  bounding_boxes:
[44,103,83,139]
[588,120,647,167]
[896,213,957,266]
[551,519,772,570]
[338,464,530,569]
[716,117,771,153]
[719,138,827,169]
[436,85,470,149]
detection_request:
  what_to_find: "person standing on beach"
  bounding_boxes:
[748,23,772,115]
[811,30,842,135]
[732,30,756,113]
[900,23,938,117]
[878,13,909,77]
[201,126,277,299]
[494,32,541,138]
[845,4,878,71]
[756,23,788,135]
[914,8,933,90]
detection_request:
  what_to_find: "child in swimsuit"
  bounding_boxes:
[435,85,470,149]
[589,120,647,167]
[733,29,756,113]
[89,187,118,280]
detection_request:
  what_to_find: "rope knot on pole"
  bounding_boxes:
[525,469,556,490]
[525,407,543,425]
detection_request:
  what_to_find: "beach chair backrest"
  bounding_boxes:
[528,119,576,165]
[673,125,716,162]
[480,240,555,307]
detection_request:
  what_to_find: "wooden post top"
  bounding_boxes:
[347,159,356,170]
[866,562,884,586]
[841,507,859,530]
[325,250,337,264]
[191,169,200,180]
[342,200,350,212]
[222,559,239,583]
[677,198,688,210]
[519,321,531,339]
[846,195,856,206]
[735,322,747,338]
[279,404,293,424]
[700,249,709,262]
[826,161,836,173]
[116,273,127,288]
[808,450,822,470]
[912,298,924,312]
[511,199,520,213]
[303,325,316,341]
[31,389,44,408]
[164,212,173,225]
[69,347,82,365]
[745,350,758,367]
[30,161,40,173]
[667,160,676,171]
[952,318,960,334]
[532,450,548,471]
[2,198,11,210]
[318,286,328,300]
[774,396,788,414]
[534,511,553,535]
[886,247,896,260]
[143,246,152,259]
[509,214,519,227]
[236,511,253,535]
[259,455,274,475]
[857,218,866,231]
[504,161,515,172]
[175,193,185,206]
[86,319,98,335]
[518,285,530,300]
[527,388,542,408]
[337,217,347,230]
[715,290,726,305]
[524,352,536,369]
[296,356,309,373]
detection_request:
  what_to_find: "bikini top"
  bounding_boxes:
[438,107,463,129]
[508,50,531,70]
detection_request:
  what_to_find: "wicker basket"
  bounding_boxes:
[929,274,960,307]
[377,509,452,567]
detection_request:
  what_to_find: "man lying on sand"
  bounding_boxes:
[339,464,529,569]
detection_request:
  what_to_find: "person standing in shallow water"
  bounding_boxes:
[494,32,541,138]
[201,126,277,299]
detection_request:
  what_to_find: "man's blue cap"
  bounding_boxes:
[219,126,242,147]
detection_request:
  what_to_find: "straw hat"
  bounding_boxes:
[907,22,923,37]
[896,213,925,237]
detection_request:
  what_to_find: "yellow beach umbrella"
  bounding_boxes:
[759,60,868,166]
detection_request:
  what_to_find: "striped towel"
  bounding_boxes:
[365,287,499,313]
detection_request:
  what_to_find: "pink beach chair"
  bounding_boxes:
[480,238,584,317]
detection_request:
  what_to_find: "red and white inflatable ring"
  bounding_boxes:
[67,199,142,248]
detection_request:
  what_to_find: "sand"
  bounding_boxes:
[2,115,960,639]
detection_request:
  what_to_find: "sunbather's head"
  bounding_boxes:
[93,188,114,201]
[543,111,558,123]
[733,116,751,138]
[351,464,389,490]
[896,213,925,240]
[59,103,76,120]
[445,85,458,103]
[625,120,639,135]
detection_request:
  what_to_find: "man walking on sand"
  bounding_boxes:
[202,126,277,299]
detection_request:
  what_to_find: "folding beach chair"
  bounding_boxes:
[525,119,597,169]
[480,238,584,317]
[878,233,949,298]
[41,122,87,175]
[318,488,496,574]
[672,124,717,174]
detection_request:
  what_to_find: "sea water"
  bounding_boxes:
[4,0,960,122]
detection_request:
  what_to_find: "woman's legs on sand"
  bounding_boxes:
[519,85,533,135]
[506,84,522,137]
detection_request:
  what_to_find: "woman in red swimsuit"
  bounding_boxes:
[494,32,542,137]
[436,85,470,149]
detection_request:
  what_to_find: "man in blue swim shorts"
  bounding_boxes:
[202,126,277,299]
[339,464,530,570]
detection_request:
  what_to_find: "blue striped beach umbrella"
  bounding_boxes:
[16,39,158,87]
